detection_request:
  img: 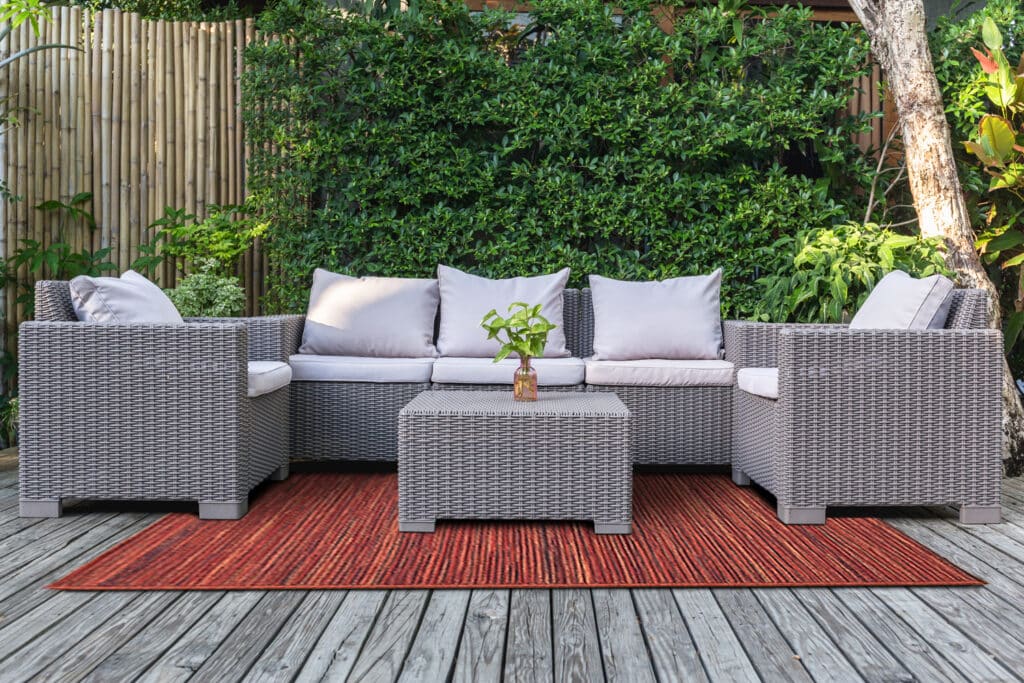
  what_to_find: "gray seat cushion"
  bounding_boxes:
[299,268,440,357]
[849,270,955,330]
[736,367,778,400]
[289,355,434,383]
[69,270,183,324]
[247,361,292,398]
[589,270,723,360]
[585,359,734,387]
[436,265,570,358]
[431,356,585,386]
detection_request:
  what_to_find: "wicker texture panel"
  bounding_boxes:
[35,280,77,321]
[189,315,304,362]
[431,383,584,392]
[18,321,286,505]
[290,381,431,461]
[398,391,631,526]
[731,288,1002,515]
[586,384,732,465]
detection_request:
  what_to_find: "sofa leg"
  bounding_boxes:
[269,463,289,481]
[731,468,751,486]
[199,501,248,520]
[20,499,62,518]
[400,520,436,532]
[959,505,1001,524]
[594,522,632,535]
[777,505,826,525]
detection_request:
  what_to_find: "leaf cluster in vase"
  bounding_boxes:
[480,302,556,363]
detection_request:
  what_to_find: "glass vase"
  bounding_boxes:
[513,357,538,402]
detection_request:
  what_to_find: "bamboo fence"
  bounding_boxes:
[0,8,262,348]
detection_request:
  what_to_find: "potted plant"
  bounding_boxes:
[481,302,556,401]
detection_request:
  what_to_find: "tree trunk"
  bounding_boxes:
[849,0,1024,475]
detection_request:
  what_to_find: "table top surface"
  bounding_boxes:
[400,390,629,417]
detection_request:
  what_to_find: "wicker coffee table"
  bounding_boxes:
[398,391,632,534]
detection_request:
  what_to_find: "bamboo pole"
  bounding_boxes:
[17,21,31,321]
[183,22,195,232]
[1,20,10,344]
[208,22,219,209]
[91,10,102,253]
[32,16,45,265]
[195,22,208,220]
[128,11,141,267]
[153,20,167,283]
[119,10,132,269]
[106,10,120,257]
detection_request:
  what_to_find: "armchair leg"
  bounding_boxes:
[20,499,62,518]
[959,505,1001,524]
[269,463,289,481]
[199,501,248,520]
[777,505,826,525]
[731,468,751,486]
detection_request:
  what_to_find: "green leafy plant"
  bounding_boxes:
[7,192,115,315]
[756,222,952,324]
[481,302,556,362]
[960,16,1024,353]
[164,257,246,317]
[160,204,266,275]
[244,0,872,316]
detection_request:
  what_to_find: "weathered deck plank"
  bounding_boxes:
[631,588,709,683]
[591,589,656,683]
[714,589,813,682]
[503,589,553,683]
[246,590,349,683]
[452,589,509,683]
[347,589,429,682]
[294,589,388,683]
[672,589,759,683]
[553,588,604,682]
[399,590,472,682]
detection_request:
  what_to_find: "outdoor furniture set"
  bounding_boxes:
[17,264,1003,531]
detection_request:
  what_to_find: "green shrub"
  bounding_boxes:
[243,0,872,316]
[164,258,246,317]
[755,222,952,324]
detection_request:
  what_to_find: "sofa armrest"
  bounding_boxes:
[723,320,846,369]
[185,315,305,361]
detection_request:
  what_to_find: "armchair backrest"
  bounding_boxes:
[34,281,76,322]
[946,289,989,330]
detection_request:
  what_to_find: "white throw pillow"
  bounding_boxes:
[299,268,440,358]
[69,270,183,323]
[849,270,954,330]
[436,265,570,358]
[589,270,723,360]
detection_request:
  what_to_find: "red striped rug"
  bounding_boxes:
[51,473,980,590]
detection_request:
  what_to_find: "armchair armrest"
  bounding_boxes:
[723,320,846,369]
[777,326,1003,430]
[185,315,305,361]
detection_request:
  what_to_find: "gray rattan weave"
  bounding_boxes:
[398,391,632,533]
[585,384,732,465]
[19,281,293,520]
[725,289,1004,524]
[290,381,431,461]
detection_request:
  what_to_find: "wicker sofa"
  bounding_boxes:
[724,288,1003,524]
[288,287,734,466]
[19,281,303,519]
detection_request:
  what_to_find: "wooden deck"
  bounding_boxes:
[4,461,1024,683]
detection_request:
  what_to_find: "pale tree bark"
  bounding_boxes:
[849,0,1024,474]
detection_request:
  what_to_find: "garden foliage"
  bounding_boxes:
[243,0,873,315]
[756,222,950,324]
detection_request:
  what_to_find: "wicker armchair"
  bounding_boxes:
[18,281,304,519]
[724,289,1004,525]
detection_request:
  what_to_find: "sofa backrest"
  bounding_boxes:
[945,289,989,330]
[34,281,77,322]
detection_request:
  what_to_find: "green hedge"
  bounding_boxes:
[244,0,872,315]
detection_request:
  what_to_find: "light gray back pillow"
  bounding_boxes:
[589,270,723,360]
[70,270,183,323]
[299,268,440,358]
[436,265,570,358]
[849,270,954,330]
